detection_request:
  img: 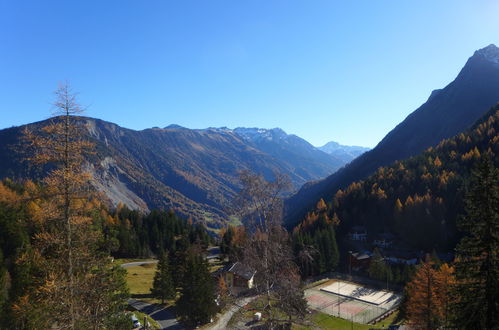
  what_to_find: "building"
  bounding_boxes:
[373,233,395,248]
[349,251,371,271]
[383,250,420,265]
[225,262,256,295]
[348,226,368,241]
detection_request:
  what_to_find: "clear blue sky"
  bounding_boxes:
[1,1,498,148]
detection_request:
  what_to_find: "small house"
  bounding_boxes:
[225,262,256,295]
[349,251,371,271]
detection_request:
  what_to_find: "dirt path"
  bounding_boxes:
[205,296,257,330]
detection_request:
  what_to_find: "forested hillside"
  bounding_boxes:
[285,44,499,227]
[0,179,210,326]
[0,117,347,231]
[291,199,340,277]
[295,104,499,254]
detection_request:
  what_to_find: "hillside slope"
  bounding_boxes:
[285,44,499,227]
[0,118,345,230]
[294,104,499,252]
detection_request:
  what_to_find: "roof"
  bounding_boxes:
[351,252,371,260]
[228,262,256,280]
[383,249,421,260]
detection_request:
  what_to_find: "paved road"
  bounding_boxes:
[128,299,183,330]
[121,260,182,329]
[205,296,257,330]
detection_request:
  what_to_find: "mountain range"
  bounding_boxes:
[1,44,498,232]
[317,141,370,162]
[0,120,361,230]
[285,43,499,227]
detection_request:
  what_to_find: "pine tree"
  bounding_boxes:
[368,249,386,281]
[151,252,175,304]
[176,251,217,327]
[451,158,499,328]
[171,237,189,288]
[327,225,339,271]
[0,250,9,320]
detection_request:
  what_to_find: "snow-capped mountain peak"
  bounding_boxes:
[233,127,287,141]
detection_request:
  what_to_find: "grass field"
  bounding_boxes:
[125,263,161,304]
[294,312,372,330]
[372,310,403,328]
[294,310,403,330]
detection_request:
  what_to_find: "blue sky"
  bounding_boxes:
[1,1,498,148]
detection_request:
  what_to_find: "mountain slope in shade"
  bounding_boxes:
[0,118,345,230]
[285,44,499,227]
[317,141,370,163]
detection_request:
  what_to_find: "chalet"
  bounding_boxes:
[383,250,420,265]
[373,233,395,248]
[349,251,371,271]
[348,226,367,241]
[225,262,256,295]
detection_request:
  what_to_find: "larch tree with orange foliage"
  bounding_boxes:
[16,83,129,329]
[434,263,454,328]
[406,259,456,330]
[406,258,440,329]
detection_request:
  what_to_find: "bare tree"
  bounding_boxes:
[234,170,307,328]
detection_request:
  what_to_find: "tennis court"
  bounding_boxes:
[321,281,396,305]
[305,280,401,324]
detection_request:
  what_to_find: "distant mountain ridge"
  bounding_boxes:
[317,141,370,163]
[285,44,499,227]
[166,125,368,165]
[0,119,357,230]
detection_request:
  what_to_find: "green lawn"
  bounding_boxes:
[293,310,404,330]
[125,263,164,304]
[294,312,372,330]
[373,310,403,328]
